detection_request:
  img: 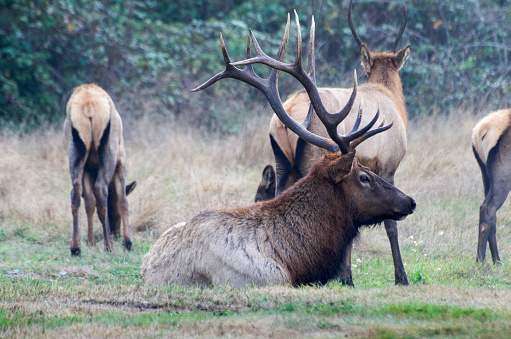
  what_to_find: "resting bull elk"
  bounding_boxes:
[252,0,412,285]
[472,109,511,264]
[140,12,415,288]
[64,84,135,255]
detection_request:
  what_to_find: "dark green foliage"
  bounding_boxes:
[1,0,510,131]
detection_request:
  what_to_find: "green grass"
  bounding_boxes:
[1,237,511,338]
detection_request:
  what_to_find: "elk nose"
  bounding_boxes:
[409,198,416,213]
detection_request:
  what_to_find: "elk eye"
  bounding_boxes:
[360,174,370,183]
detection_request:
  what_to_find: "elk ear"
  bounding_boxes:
[394,45,411,71]
[126,181,137,196]
[359,44,372,76]
[262,165,275,189]
[330,151,356,184]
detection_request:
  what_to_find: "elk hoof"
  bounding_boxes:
[494,260,503,266]
[70,247,81,256]
[340,277,354,287]
[395,277,409,286]
[122,239,133,252]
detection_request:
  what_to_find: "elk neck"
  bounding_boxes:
[366,57,408,129]
[259,164,359,285]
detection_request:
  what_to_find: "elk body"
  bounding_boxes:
[255,0,411,285]
[472,109,511,264]
[64,83,134,255]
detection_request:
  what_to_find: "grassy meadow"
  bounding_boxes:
[1,108,511,338]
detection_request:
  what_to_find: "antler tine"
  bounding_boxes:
[268,13,291,86]
[245,35,256,75]
[294,10,303,70]
[302,104,314,130]
[327,69,358,126]
[392,3,408,52]
[277,14,291,63]
[349,101,363,134]
[301,15,316,132]
[191,33,230,92]
[348,0,363,47]
[307,16,316,83]
[349,108,394,150]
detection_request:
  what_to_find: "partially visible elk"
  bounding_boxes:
[109,181,137,239]
[140,12,415,288]
[472,109,511,264]
[64,84,134,255]
[254,165,276,202]
[246,0,412,285]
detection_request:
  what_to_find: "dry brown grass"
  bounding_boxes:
[0,109,274,242]
[1,107,510,262]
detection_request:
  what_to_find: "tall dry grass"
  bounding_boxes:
[0,107,509,262]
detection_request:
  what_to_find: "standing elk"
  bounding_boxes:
[64,84,134,256]
[243,0,412,285]
[141,67,416,287]
[472,109,511,264]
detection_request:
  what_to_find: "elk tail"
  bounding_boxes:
[69,88,111,151]
[472,109,511,164]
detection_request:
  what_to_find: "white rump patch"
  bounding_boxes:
[472,109,511,164]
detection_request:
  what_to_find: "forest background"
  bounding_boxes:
[1,0,510,131]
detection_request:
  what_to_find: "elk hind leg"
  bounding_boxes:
[478,185,509,264]
[69,141,88,256]
[94,157,118,252]
[83,172,96,246]
[107,182,121,240]
[381,175,408,285]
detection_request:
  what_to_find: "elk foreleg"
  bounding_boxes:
[338,243,354,286]
[94,164,117,253]
[112,166,133,251]
[83,172,96,247]
[384,219,408,285]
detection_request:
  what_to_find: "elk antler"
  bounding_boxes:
[348,0,407,52]
[392,4,408,52]
[193,11,392,154]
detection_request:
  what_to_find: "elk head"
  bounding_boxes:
[348,0,410,85]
